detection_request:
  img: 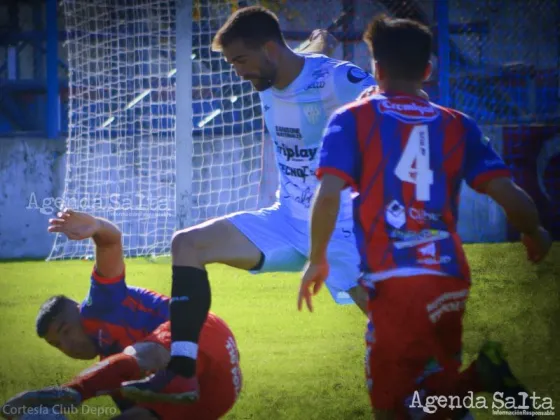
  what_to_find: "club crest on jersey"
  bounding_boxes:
[304,104,322,124]
[347,66,369,84]
[378,97,439,123]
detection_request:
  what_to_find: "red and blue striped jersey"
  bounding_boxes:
[317,91,511,285]
[80,268,169,358]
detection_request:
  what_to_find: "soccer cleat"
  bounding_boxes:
[475,340,536,419]
[120,369,199,404]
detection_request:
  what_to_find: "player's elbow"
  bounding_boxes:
[312,190,341,219]
[485,177,541,234]
[123,342,170,372]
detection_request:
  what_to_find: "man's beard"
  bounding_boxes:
[251,77,274,91]
[250,65,276,91]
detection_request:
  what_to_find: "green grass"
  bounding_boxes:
[0,243,559,419]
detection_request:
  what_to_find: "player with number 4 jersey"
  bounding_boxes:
[300,15,551,419]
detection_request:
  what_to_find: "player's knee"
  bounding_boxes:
[172,223,225,267]
[171,227,205,262]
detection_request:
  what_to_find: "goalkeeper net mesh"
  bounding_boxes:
[49,0,268,259]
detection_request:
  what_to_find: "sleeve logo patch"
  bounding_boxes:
[347,66,369,84]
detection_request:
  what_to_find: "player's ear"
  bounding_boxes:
[423,61,433,82]
[372,60,383,82]
[262,40,280,63]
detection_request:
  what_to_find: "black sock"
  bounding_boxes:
[168,266,211,377]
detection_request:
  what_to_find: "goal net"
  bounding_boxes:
[48,0,269,259]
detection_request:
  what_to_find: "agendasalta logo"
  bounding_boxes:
[26,192,172,217]
[408,391,555,417]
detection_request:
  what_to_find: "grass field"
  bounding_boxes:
[0,242,559,419]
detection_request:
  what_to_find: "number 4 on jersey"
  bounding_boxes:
[394,124,433,201]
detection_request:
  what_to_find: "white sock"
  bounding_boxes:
[170,341,198,359]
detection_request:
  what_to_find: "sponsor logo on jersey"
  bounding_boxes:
[275,142,317,161]
[278,163,314,182]
[378,97,439,123]
[386,200,406,229]
[409,207,440,222]
[416,242,451,265]
[417,256,452,265]
[275,126,303,139]
[387,200,441,227]
[347,66,370,84]
[311,68,330,80]
[390,229,450,249]
[418,242,436,257]
[304,81,326,90]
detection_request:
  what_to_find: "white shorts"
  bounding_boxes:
[226,202,361,305]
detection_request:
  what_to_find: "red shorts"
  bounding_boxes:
[364,275,469,417]
[139,321,242,420]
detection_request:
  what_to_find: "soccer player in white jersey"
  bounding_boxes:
[121,5,375,403]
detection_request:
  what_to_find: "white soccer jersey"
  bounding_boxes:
[259,53,375,221]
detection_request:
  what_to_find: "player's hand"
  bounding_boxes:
[48,208,101,240]
[521,226,552,263]
[1,387,81,419]
[298,258,329,312]
[302,29,339,56]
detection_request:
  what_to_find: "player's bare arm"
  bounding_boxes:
[48,209,124,278]
[299,174,347,312]
[309,174,347,264]
[481,177,552,262]
[298,29,339,56]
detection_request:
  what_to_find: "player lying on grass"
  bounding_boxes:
[1,210,241,420]
[299,14,552,420]
[121,5,376,403]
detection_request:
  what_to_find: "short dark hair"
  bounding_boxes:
[211,6,285,52]
[36,295,72,338]
[363,15,432,81]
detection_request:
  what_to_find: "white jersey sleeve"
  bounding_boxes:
[331,61,376,105]
[259,54,375,222]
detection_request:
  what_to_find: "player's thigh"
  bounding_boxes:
[172,212,264,270]
[223,204,306,273]
[366,275,469,411]
[366,287,432,411]
[111,406,159,420]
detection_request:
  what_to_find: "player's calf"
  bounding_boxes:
[121,371,199,404]
[167,219,261,379]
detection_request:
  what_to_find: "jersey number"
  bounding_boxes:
[394,124,433,201]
